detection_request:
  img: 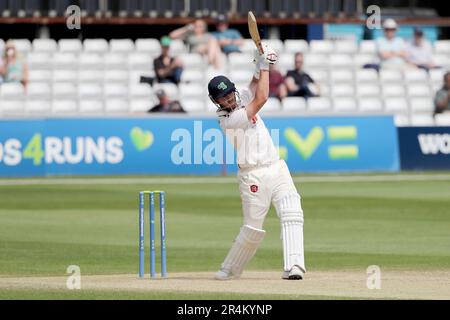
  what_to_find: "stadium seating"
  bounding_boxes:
[0,37,449,126]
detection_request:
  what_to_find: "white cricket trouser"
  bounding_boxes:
[237,160,300,229]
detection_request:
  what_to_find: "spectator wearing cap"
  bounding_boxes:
[434,71,450,115]
[170,19,223,69]
[406,28,436,71]
[153,36,184,85]
[376,19,408,68]
[149,89,186,113]
[211,14,243,54]
[0,40,29,89]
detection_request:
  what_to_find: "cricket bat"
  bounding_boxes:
[248,11,264,54]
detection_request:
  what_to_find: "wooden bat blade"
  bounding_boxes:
[248,11,264,54]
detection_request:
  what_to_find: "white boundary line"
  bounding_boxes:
[0,174,450,185]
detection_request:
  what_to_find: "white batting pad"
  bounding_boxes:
[275,194,306,272]
[219,225,266,278]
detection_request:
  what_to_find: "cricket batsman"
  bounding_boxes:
[207,43,306,280]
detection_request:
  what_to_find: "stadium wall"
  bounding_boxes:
[0,115,400,177]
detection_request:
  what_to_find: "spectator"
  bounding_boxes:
[406,27,436,70]
[434,71,450,115]
[269,64,287,100]
[376,19,408,69]
[0,40,29,89]
[148,89,186,113]
[169,19,223,69]
[212,14,243,54]
[284,52,319,98]
[153,36,183,85]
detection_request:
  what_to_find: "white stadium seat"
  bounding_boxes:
[78,83,103,98]
[128,53,153,70]
[410,114,435,126]
[358,97,383,112]
[359,40,376,53]
[303,54,328,68]
[110,39,135,53]
[130,99,152,112]
[259,97,281,114]
[181,99,205,113]
[27,53,51,69]
[309,40,334,53]
[278,53,294,73]
[53,53,78,69]
[332,84,355,97]
[103,83,128,98]
[169,39,187,55]
[104,53,128,69]
[229,69,254,83]
[435,113,450,126]
[382,84,406,97]
[409,97,435,113]
[353,54,377,67]
[25,100,51,114]
[78,70,104,82]
[78,53,104,69]
[334,41,358,53]
[32,39,57,52]
[104,69,129,83]
[179,53,204,69]
[434,40,450,53]
[330,69,353,82]
[307,69,329,83]
[0,39,4,53]
[282,97,307,112]
[181,69,203,83]
[403,69,428,82]
[79,100,104,113]
[329,54,353,68]
[240,39,257,53]
[53,69,77,82]
[380,69,403,82]
[29,70,52,82]
[284,40,308,53]
[53,82,77,98]
[58,39,83,53]
[135,38,161,54]
[83,39,109,53]
[384,97,409,113]
[1,83,26,99]
[333,97,358,112]
[407,84,431,97]
[357,84,381,97]
[52,100,78,113]
[228,52,253,69]
[129,84,153,98]
[307,97,332,112]
[394,114,410,126]
[10,39,32,53]
[0,100,25,114]
[266,39,284,54]
[355,69,378,82]
[105,99,129,113]
[179,83,204,99]
[429,69,445,82]
[27,82,51,99]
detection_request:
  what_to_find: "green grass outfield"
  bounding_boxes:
[0,173,449,299]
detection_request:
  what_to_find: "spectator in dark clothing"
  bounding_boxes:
[153,36,183,85]
[149,89,186,113]
[269,64,287,100]
[284,52,319,98]
[434,72,450,115]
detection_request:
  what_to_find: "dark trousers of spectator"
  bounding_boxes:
[159,67,183,85]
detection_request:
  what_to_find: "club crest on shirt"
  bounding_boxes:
[250,185,258,193]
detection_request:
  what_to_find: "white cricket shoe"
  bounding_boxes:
[214,268,234,280]
[282,265,305,280]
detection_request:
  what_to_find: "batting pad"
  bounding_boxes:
[276,194,306,272]
[220,225,266,277]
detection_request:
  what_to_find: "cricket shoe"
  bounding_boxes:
[282,265,305,280]
[214,268,236,280]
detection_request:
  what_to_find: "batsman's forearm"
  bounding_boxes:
[254,70,269,103]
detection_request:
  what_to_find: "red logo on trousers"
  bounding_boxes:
[250,185,258,193]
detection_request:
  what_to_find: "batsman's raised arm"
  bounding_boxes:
[246,43,278,120]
